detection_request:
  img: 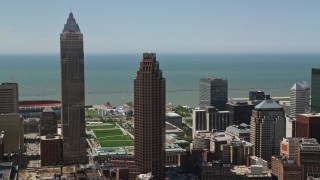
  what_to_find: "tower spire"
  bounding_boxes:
[62,12,80,33]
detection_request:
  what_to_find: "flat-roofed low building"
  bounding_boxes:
[165,144,186,167]
[201,161,232,179]
[101,166,130,180]
[165,122,185,137]
[201,161,272,180]
[249,156,268,172]
[166,112,182,127]
[90,147,129,164]
[166,134,189,149]
[192,131,214,151]
[225,123,251,142]
[75,167,101,180]
[298,138,320,180]
[210,132,229,159]
[271,156,302,180]
[231,165,272,179]
[223,137,254,165]
[108,155,141,179]
[40,135,62,166]
[0,162,14,180]
[0,114,24,153]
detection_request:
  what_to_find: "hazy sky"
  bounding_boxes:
[1,1,320,54]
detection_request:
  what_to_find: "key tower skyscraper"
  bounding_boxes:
[60,12,87,164]
[134,53,165,179]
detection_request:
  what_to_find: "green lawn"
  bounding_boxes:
[93,129,123,138]
[86,109,101,119]
[98,135,132,140]
[92,127,134,147]
[86,124,116,130]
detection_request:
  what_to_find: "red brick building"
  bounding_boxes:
[295,113,320,143]
[40,135,62,166]
[271,156,302,180]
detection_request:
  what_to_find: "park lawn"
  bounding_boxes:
[98,135,132,141]
[99,140,134,147]
[86,124,116,130]
[93,129,123,138]
[86,109,100,119]
[92,128,134,147]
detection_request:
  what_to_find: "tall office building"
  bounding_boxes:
[192,106,230,137]
[248,90,271,105]
[311,68,320,112]
[0,83,19,114]
[250,100,285,163]
[0,114,24,153]
[134,53,165,179]
[225,102,254,125]
[199,77,228,110]
[40,107,57,136]
[290,81,310,118]
[60,12,86,164]
[295,113,320,143]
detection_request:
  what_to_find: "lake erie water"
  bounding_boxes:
[0,53,319,106]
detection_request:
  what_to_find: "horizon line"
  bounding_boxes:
[1,52,320,56]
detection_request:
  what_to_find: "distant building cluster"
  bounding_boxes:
[1,12,320,180]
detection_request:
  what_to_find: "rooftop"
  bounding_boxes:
[137,172,153,180]
[228,137,253,146]
[200,76,226,81]
[291,81,309,91]
[91,147,128,157]
[231,165,271,177]
[43,106,54,113]
[166,112,181,117]
[300,138,320,151]
[166,134,189,144]
[40,135,60,140]
[0,162,13,180]
[298,112,320,117]
[165,144,186,153]
[226,124,250,134]
[255,100,282,110]
[272,156,299,167]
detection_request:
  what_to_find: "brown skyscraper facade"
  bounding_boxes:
[134,53,165,179]
[295,113,320,143]
[40,107,57,136]
[60,12,86,163]
[250,100,285,163]
[0,83,19,114]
